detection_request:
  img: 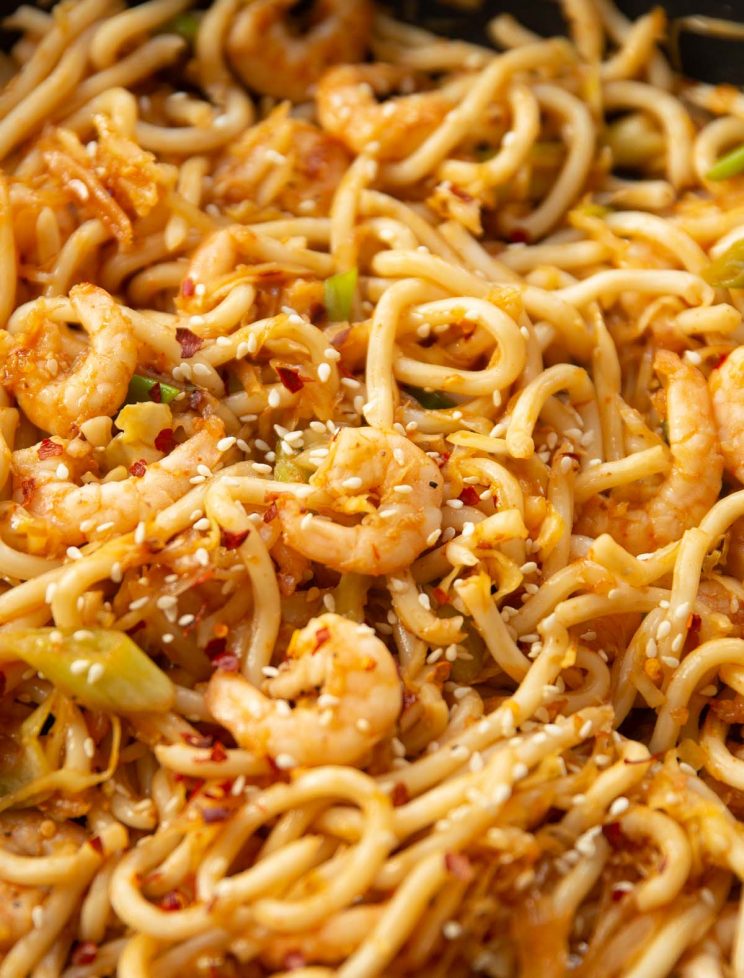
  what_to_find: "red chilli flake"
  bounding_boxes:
[210,741,228,762]
[71,943,98,966]
[181,277,195,298]
[284,952,307,971]
[433,587,449,606]
[263,501,279,523]
[391,782,410,806]
[509,227,530,244]
[176,327,203,358]
[148,381,163,403]
[212,651,240,672]
[713,352,730,371]
[445,851,475,882]
[222,529,249,550]
[38,438,63,460]
[602,822,624,848]
[129,459,147,478]
[313,626,331,651]
[459,486,480,506]
[88,835,104,855]
[155,428,176,453]
[277,365,305,393]
[159,891,186,912]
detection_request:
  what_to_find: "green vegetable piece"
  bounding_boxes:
[403,386,456,410]
[162,11,199,45]
[702,239,744,289]
[128,374,181,405]
[707,144,744,181]
[0,629,175,713]
[324,269,357,322]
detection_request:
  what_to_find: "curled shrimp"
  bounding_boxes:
[316,63,451,161]
[576,351,723,554]
[278,426,443,576]
[207,612,402,767]
[0,812,84,951]
[227,0,374,102]
[1,284,137,437]
[710,346,744,485]
[12,417,225,548]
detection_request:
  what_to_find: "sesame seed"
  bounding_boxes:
[87,663,104,683]
[393,484,412,494]
[671,633,684,653]
[427,648,443,664]
[197,464,212,478]
[156,595,178,610]
[443,921,463,940]
[461,521,475,538]
[268,389,281,408]
[83,737,95,758]
[129,596,149,611]
[274,753,297,769]
[446,499,464,509]
[609,796,629,817]
[194,517,211,531]
[217,436,237,452]
[195,547,209,566]
[178,614,195,626]
[191,362,211,378]
[673,602,690,620]
[66,546,83,560]
[251,462,272,474]
[134,522,146,544]
[559,456,573,474]
[55,463,69,479]
[513,763,528,780]
[418,592,431,610]
[579,720,593,738]
[342,476,363,490]
[356,718,371,733]
[322,593,336,612]
[162,634,174,644]
[656,620,671,639]
[317,362,332,383]
[661,656,680,668]
[492,784,511,806]
[70,659,90,675]
[45,583,57,604]
[646,639,658,658]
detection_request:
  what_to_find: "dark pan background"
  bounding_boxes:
[1,0,744,84]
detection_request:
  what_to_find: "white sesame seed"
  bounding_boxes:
[194,517,211,531]
[268,389,281,408]
[393,484,413,494]
[426,529,441,546]
[317,362,332,383]
[55,463,69,480]
[443,921,463,940]
[579,720,593,738]
[356,718,371,733]
[156,595,178,610]
[673,601,691,620]
[418,592,431,610]
[70,659,90,675]
[191,362,211,378]
[162,634,174,644]
[342,476,363,490]
[66,546,83,560]
[129,596,149,611]
[87,663,104,683]
[83,737,95,758]
[45,583,58,604]
[195,547,209,566]
[251,462,272,474]
[446,499,464,509]
[323,593,336,612]
[671,633,684,653]
[217,436,237,452]
[134,522,146,544]
[661,656,680,668]
[274,753,297,769]
[197,464,212,478]
[178,614,195,626]
[513,763,528,780]
[609,796,629,817]
[656,620,671,639]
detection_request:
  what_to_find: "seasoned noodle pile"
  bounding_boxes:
[5,1,744,975]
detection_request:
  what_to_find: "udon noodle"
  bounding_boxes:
[2,0,744,975]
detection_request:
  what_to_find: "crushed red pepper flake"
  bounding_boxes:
[277,365,305,393]
[129,459,147,477]
[38,438,63,459]
[263,501,279,523]
[154,428,176,453]
[181,277,195,297]
[176,327,203,358]
[212,651,240,672]
[222,529,249,550]
[458,486,480,506]
[313,626,331,651]
[71,942,98,966]
[445,851,475,881]
[88,835,104,854]
[391,782,410,806]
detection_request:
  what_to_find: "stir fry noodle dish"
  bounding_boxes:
[7,0,744,974]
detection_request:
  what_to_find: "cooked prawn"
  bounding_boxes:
[227,0,374,103]
[1,284,137,438]
[316,63,452,161]
[278,426,443,576]
[710,346,744,485]
[212,104,350,217]
[576,351,723,554]
[207,612,402,767]
[12,417,225,548]
[0,812,84,952]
